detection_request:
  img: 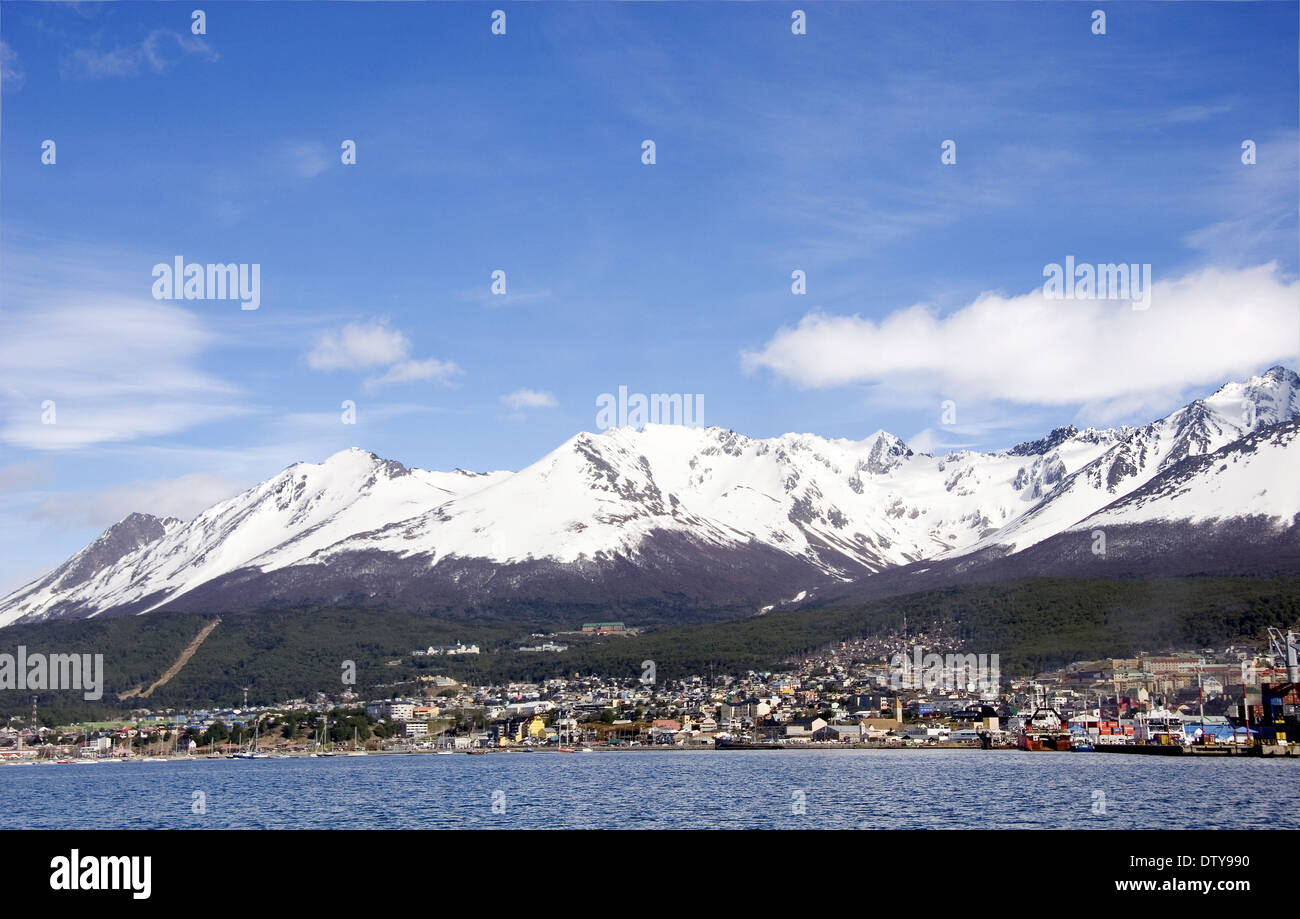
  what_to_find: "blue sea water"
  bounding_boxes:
[1,749,1296,829]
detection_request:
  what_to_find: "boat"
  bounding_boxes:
[1016,708,1073,751]
[310,715,336,756]
[1133,707,1185,746]
[233,720,269,758]
[346,727,368,756]
[714,734,785,750]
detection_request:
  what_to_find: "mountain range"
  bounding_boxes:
[2,366,1298,629]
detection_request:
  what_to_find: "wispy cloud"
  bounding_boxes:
[277,403,445,432]
[1183,130,1300,268]
[906,429,979,455]
[0,461,51,492]
[28,472,247,528]
[60,28,219,81]
[1155,101,1235,125]
[0,40,24,91]
[0,296,250,450]
[501,388,558,411]
[279,141,331,179]
[456,286,554,309]
[366,359,461,390]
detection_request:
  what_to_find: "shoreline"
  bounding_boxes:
[7,741,1292,764]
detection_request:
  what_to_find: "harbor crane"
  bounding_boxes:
[1266,627,1299,682]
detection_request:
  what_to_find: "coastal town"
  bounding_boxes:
[3,624,1297,761]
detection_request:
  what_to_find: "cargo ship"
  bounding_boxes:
[1016,708,1072,751]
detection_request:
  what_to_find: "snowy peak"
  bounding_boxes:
[864,431,912,475]
[1,368,1297,627]
[290,446,410,487]
[1146,365,1299,473]
[1008,425,1081,457]
[937,366,1300,558]
[0,511,183,626]
[1078,418,1300,530]
[51,512,181,593]
[1201,364,1300,430]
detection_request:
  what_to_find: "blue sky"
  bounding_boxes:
[1,1,1297,593]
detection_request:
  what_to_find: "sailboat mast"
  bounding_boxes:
[1198,660,1205,737]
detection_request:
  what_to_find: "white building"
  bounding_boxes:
[366,701,415,722]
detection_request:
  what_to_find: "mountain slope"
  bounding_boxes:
[940,365,1300,557]
[2,366,1297,627]
[0,513,183,624]
[0,451,510,625]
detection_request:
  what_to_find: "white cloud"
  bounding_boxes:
[500,388,558,411]
[1,40,24,91]
[366,358,461,390]
[307,320,462,390]
[742,263,1300,413]
[0,297,250,450]
[1183,132,1299,268]
[281,141,330,179]
[277,403,444,431]
[905,416,1025,455]
[307,320,410,370]
[61,29,219,81]
[29,472,248,528]
[1156,102,1234,125]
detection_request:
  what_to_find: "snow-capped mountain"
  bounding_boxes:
[1078,417,1300,530]
[2,366,1297,627]
[938,365,1300,557]
[9,512,185,607]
